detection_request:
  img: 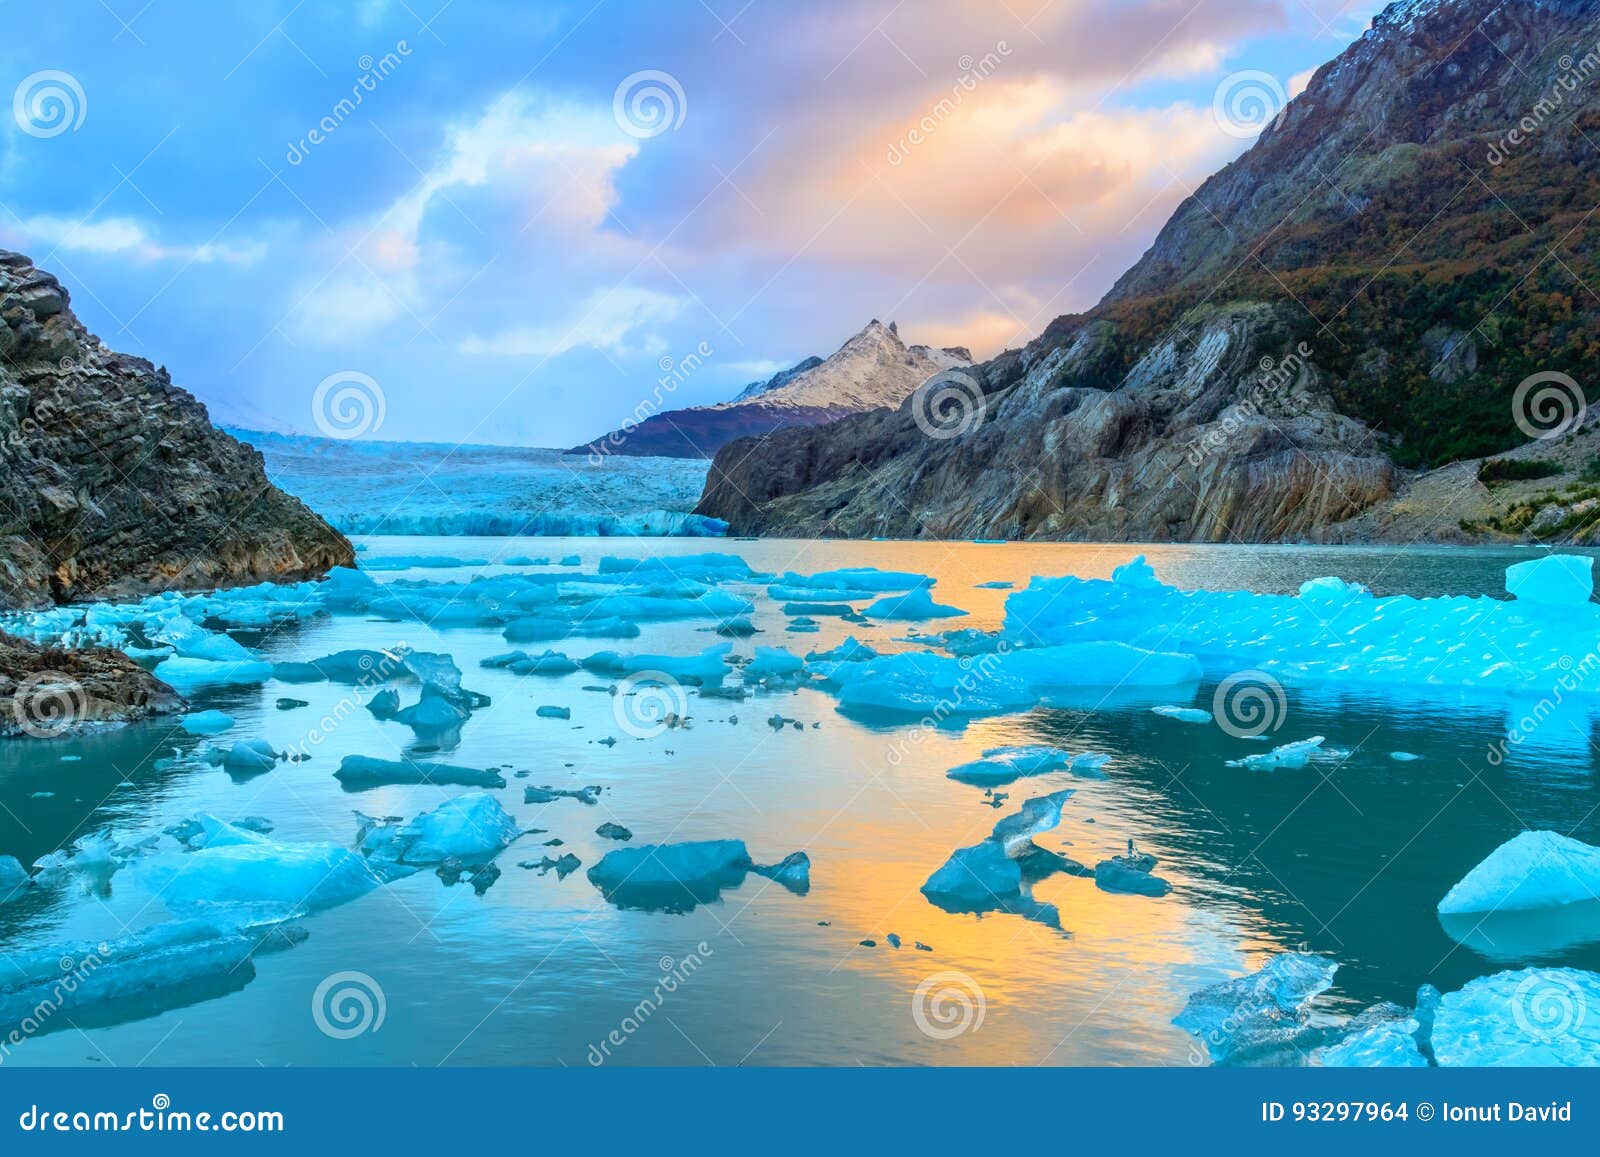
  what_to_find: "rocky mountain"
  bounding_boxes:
[575,320,972,459]
[699,0,1600,543]
[0,251,353,609]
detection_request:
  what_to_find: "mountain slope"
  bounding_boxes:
[575,320,972,459]
[698,0,1600,542]
[0,251,353,608]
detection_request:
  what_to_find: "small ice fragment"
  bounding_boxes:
[180,710,235,735]
[886,933,901,948]
[975,581,1014,589]
[334,755,506,789]
[523,784,600,805]
[750,851,810,894]
[1111,555,1159,588]
[595,822,633,842]
[862,587,967,620]
[0,855,28,901]
[745,646,804,680]
[1389,751,1420,761]
[587,840,753,913]
[1226,736,1325,770]
[1152,705,1211,724]
[536,705,571,719]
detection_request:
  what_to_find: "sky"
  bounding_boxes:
[0,0,1397,447]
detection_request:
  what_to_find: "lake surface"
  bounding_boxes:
[3,536,1598,1067]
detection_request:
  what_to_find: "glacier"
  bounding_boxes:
[234,430,726,537]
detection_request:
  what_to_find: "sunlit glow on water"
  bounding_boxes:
[2,537,1597,1066]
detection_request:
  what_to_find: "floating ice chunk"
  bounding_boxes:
[1297,576,1370,603]
[0,918,298,1035]
[393,688,471,734]
[212,738,278,777]
[153,655,273,691]
[180,710,235,735]
[361,554,490,570]
[1227,736,1325,770]
[384,793,522,865]
[150,615,257,663]
[1095,848,1172,897]
[1431,967,1600,1066]
[482,649,579,675]
[1438,830,1600,915]
[596,822,632,841]
[832,651,1036,719]
[779,567,931,593]
[920,840,1021,909]
[991,789,1073,857]
[976,580,1014,589]
[1152,705,1211,723]
[1173,953,1339,1065]
[1389,751,1420,761]
[745,646,804,680]
[581,643,732,685]
[559,555,581,566]
[139,838,381,911]
[367,689,400,719]
[334,755,506,789]
[597,553,752,581]
[751,851,810,894]
[1112,555,1159,588]
[805,637,878,664]
[536,705,570,719]
[1318,1015,1426,1068]
[0,855,29,900]
[587,839,753,913]
[863,587,967,620]
[1506,554,1593,605]
[523,784,599,805]
[716,616,757,636]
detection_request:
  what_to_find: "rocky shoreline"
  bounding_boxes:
[0,631,182,738]
[0,250,353,610]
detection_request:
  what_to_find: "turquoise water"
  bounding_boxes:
[3,537,1598,1067]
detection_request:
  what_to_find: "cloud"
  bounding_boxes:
[285,90,647,345]
[5,215,266,265]
[460,286,685,357]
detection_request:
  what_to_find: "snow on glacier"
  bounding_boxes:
[235,430,726,536]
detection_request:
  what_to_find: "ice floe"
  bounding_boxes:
[1173,953,1339,1065]
[334,755,506,789]
[1437,830,1600,915]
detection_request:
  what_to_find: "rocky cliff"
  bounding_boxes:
[577,320,972,459]
[0,251,353,608]
[698,0,1600,543]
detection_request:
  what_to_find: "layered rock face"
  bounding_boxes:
[698,0,1600,542]
[576,320,972,460]
[0,251,353,608]
[699,305,1397,540]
